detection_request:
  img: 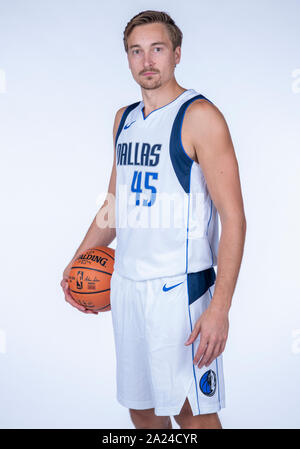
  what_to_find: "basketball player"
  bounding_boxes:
[61,10,246,429]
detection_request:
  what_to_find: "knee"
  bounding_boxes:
[174,411,222,430]
[129,409,149,429]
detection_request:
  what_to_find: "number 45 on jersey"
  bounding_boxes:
[131,170,158,207]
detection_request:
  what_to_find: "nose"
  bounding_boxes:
[143,50,155,70]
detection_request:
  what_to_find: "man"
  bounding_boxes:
[61,10,246,429]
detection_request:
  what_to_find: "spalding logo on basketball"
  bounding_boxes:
[199,369,217,397]
[68,246,115,312]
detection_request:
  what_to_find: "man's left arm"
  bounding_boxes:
[184,100,247,369]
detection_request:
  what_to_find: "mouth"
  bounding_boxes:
[142,72,158,76]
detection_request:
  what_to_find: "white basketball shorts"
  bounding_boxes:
[110,268,226,416]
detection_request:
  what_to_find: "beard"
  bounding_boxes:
[138,73,162,90]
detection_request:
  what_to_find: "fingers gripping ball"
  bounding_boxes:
[68,246,115,312]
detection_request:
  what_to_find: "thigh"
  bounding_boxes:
[145,274,225,417]
[143,273,192,415]
[110,270,155,408]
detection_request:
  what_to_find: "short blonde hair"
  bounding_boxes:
[123,10,183,53]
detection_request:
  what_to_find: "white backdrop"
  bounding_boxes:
[0,0,299,429]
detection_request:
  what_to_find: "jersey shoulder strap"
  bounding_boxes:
[114,101,140,148]
[169,94,214,193]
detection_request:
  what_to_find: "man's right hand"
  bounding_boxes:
[61,263,99,314]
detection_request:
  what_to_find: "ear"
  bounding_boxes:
[174,46,181,65]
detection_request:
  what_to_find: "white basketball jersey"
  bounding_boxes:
[113,88,219,281]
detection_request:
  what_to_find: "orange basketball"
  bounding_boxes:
[68,246,115,312]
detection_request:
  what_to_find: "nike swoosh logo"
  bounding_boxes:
[124,120,136,129]
[162,281,183,292]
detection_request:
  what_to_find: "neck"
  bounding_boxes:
[141,83,188,116]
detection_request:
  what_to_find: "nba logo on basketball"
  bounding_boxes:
[76,271,83,289]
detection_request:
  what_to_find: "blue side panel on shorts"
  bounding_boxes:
[169,94,213,193]
[187,267,216,305]
[114,101,140,149]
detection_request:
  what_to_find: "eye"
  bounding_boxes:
[132,49,139,55]
[154,47,162,52]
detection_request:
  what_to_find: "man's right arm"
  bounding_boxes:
[61,105,127,313]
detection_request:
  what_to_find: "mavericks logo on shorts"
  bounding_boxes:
[200,370,217,397]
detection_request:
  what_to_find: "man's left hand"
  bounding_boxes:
[184,301,229,369]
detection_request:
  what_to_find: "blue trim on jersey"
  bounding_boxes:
[206,199,215,266]
[185,170,192,273]
[169,94,213,193]
[206,198,213,236]
[114,102,140,149]
[184,124,216,305]
[208,286,221,408]
[185,167,201,413]
[186,274,201,414]
[141,89,191,120]
[186,162,215,414]
[187,268,216,306]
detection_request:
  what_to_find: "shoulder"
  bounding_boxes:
[113,101,140,129]
[114,105,128,125]
[181,97,233,161]
[112,105,129,138]
[183,98,227,135]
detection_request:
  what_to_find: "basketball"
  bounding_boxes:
[68,246,115,312]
